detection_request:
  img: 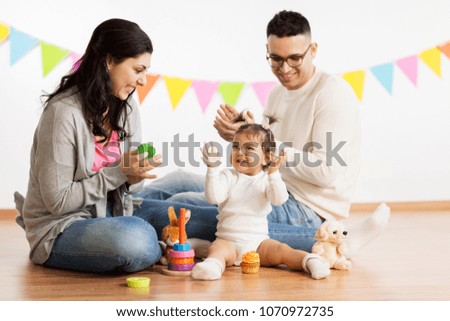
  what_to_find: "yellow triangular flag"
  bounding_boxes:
[342,70,365,101]
[163,76,192,109]
[0,22,10,43]
[419,47,441,77]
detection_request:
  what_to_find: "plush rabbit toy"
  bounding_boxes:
[159,206,191,265]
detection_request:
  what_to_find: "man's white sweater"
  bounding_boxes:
[266,70,361,220]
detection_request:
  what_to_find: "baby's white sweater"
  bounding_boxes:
[205,168,288,243]
[266,70,361,220]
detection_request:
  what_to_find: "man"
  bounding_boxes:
[137,10,390,258]
[214,10,390,257]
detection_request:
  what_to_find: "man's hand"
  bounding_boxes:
[213,104,254,142]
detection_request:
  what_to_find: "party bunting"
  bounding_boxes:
[163,76,192,109]
[218,82,245,106]
[419,47,441,77]
[137,74,160,104]
[1,22,450,106]
[370,63,394,94]
[437,41,450,59]
[191,80,219,113]
[252,81,277,108]
[9,27,39,65]
[0,23,9,43]
[395,56,418,86]
[41,41,69,76]
[342,70,365,101]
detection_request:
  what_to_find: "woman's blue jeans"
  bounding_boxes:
[133,170,323,252]
[44,214,161,273]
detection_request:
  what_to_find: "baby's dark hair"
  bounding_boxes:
[233,112,278,169]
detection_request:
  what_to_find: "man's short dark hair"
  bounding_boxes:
[266,10,311,38]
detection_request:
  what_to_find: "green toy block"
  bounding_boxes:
[137,143,156,159]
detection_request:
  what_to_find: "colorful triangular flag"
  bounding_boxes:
[137,74,160,104]
[69,52,82,71]
[395,55,418,86]
[370,63,394,94]
[437,41,450,59]
[218,82,245,106]
[41,41,69,77]
[163,76,192,109]
[419,47,441,77]
[191,80,219,113]
[251,81,277,108]
[342,70,365,101]
[9,27,39,65]
[0,22,10,43]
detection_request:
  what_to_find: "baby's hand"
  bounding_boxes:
[200,142,222,167]
[267,149,286,174]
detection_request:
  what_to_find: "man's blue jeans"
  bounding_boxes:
[133,170,323,252]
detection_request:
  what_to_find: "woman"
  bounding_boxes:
[14,18,162,273]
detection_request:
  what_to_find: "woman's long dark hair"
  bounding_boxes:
[43,18,153,141]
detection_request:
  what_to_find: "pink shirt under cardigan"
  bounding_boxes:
[92,130,121,172]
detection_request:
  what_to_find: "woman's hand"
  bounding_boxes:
[267,149,286,174]
[201,142,222,168]
[213,104,254,142]
[120,150,162,184]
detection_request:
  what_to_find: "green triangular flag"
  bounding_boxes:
[218,82,245,106]
[41,41,69,77]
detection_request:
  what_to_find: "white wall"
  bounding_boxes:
[1,0,450,208]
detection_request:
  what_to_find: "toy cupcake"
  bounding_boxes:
[240,251,260,274]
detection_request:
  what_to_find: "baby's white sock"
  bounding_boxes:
[345,203,391,258]
[302,254,330,280]
[191,258,224,280]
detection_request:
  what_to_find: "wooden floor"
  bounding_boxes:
[1,209,450,301]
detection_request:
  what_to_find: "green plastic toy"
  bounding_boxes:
[137,143,156,159]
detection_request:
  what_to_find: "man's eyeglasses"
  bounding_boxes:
[266,44,312,68]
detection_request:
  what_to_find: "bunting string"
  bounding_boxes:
[1,22,449,109]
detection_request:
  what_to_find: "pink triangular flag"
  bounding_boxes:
[251,81,277,108]
[191,80,219,113]
[395,55,418,86]
[69,52,82,71]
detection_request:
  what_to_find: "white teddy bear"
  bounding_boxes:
[312,220,352,271]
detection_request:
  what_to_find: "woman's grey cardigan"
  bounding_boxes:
[15,89,144,264]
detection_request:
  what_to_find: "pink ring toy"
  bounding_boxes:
[169,249,195,258]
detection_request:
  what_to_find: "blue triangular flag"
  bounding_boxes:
[9,27,39,65]
[370,63,394,94]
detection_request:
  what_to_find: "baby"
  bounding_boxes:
[191,114,330,280]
